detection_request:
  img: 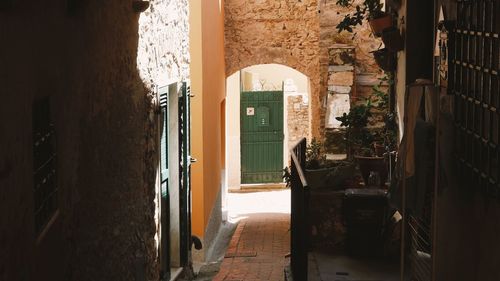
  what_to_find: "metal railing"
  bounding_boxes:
[290,138,309,281]
[408,215,432,281]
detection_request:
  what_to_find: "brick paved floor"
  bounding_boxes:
[213,191,290,281]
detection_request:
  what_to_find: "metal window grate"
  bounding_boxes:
[451,0,500,198]
[32,97,58,235]
[408,215,432,281]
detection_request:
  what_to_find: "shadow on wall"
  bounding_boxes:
[0,1,189,281]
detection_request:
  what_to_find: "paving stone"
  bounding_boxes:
[214,213,290,281]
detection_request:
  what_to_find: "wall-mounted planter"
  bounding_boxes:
[382,27,404,52]
[369,13,393,37]
[372,48,396,72]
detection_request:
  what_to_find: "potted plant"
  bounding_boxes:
[304,139,356,189]
[335,77,396,187]
[335,0,393,37]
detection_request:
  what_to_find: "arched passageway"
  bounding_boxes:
[224,0,322,137]
[225,64,310,191]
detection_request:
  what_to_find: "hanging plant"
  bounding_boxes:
[335,0,392,37]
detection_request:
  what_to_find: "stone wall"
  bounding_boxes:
[225,0,321,138]
[225,0,385,139]
[325,46,356,128]
[324,46,355,153]
[319,0,385,138]
[319,0,383,75]
[287,94,310,150]
[0,1,189,280]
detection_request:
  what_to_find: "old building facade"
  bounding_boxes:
[1,0,189,280]
[2,0,499,280]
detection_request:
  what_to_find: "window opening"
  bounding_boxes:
[32,97,58,235]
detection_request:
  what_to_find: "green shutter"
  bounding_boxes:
[159,86,169,198]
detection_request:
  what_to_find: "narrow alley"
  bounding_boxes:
[2,1,500,281]
[192,190,290,281]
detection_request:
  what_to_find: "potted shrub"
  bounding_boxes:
[335,77,396,187]
[335,0,393,37]
[304,139,356,189]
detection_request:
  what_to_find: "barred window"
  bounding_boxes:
[32,97,58,235]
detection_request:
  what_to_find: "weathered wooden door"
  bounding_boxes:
[241,91,284,183]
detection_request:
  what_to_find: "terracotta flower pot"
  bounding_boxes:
[369,14,393,37]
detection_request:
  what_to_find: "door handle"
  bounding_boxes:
[190,157,198,163]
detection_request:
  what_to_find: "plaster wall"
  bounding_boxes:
[226,72,242,190]
[395,0,434,137]
[168,85,181,267]
[242,64,309,93]
[189,0,226,262]
[0,0,189,280]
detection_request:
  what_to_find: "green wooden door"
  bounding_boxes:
[241,91,284,183]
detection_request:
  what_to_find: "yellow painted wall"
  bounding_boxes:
[189,0,226,240]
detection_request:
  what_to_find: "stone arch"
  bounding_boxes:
[226,51,312,82]
[224,0,322,137]
[225,63,310,190]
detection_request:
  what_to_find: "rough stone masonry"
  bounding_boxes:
[225,0,384,140]
[225,0,321,138]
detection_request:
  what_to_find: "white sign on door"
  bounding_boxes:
[246,107,255,116]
